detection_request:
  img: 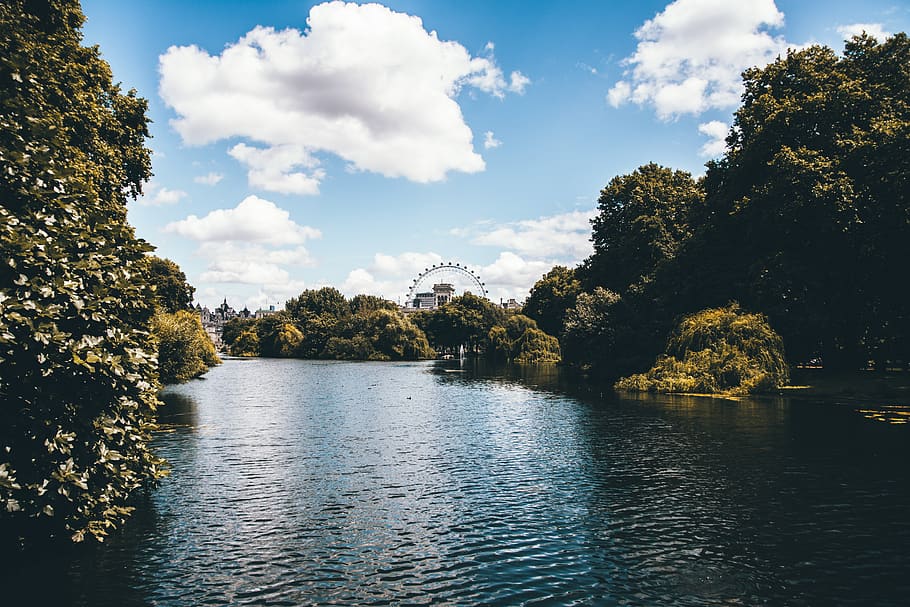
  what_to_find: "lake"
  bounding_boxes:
[7,358,910,605]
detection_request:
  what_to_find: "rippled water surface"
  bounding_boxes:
[9,359,910,605]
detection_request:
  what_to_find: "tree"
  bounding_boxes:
[147,256,194,313]
[1,0,163,544]
[686,34,910,369]
[561,287,624,374]
[146,256,217,383]
[582,163,702,293]
[523,266,581,336]
[324,308,434,360]
[349,294,397,315]
[616,304,789,395]
[487,315,561,364]
[422,294,505,353]
[285,287,350,321]
[222,317,257,349]
[229,329,260,357]
[152,311,220,384]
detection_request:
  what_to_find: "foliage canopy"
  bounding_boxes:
[1,0,163,544]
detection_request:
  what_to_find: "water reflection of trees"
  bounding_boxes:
[158,390,200,429]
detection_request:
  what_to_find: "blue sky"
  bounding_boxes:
[80,0,909,311]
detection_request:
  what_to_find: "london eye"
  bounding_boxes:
[405,262,487,309]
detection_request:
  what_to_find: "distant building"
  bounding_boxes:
[255,305,278,318]
[196,298,243,350]
[433,283,455,306]
[501,298,522,311]
[409,283,457,310]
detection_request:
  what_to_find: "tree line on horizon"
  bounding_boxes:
[219,288,561,364]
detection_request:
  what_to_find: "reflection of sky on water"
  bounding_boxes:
[7,359,910,606]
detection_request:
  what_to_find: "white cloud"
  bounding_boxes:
[193,172,224,186]
[159,1,528,187]
[340,268,384,298]
[228,143,325,195]
[137,182,187,206]
[371,251,444,276]
[836,23,890,41]
[164,195,321,244]
[200,259,291,285]
[479,252,554,302]
[457,209,597,260]
[508,71,531,94]
[608,0,794,119]
[340,251,445,299]
[698,120,728,157]
[166,197,320,298]
[483,131,502,149]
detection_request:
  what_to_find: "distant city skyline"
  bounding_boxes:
[80,0,909,309]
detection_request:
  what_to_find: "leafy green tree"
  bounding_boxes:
[504,314,538,342]
[222,316,258,349]
[152,311,220,384]
[422,294,506,353]
[325,308,434,360]
[523,266,581,337]
[350,294,397,315]
[513,328,561,364]
[1,0,163,544]
[487,315,561,364]
[686,34,910,369]
[146,256,217,383]
[229,329,260,357]
[561,287,623,373]
[582,163,702,293]
[147,256,194,313]
[255,314,297,358]
[487,326,511,362]
[285,287,350,321]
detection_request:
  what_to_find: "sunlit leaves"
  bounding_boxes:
[1,0,162,546]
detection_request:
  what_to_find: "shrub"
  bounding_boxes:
[152,311,220,384]
[616,303,789,394]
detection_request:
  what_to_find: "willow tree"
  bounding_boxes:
[616,304,789,395]
[0,0,163,544]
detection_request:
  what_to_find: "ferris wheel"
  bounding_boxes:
[406,262,488,306]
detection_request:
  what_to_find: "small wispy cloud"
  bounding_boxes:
[137,181,187,206]
[483,131,502,149]
[836,23,890,41]
[194,172,224,186]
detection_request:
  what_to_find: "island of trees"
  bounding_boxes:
[1,0,907,547]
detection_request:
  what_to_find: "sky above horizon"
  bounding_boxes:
[80,0,909,311]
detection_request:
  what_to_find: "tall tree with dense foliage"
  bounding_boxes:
[147,256,194,313]
[487,315,561,364]
[420,293,506,353]
[146,255,218,383]
[582,163,702,293]
[523,266,581,337]
[684,34,910,369]
[0,0,164,544]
